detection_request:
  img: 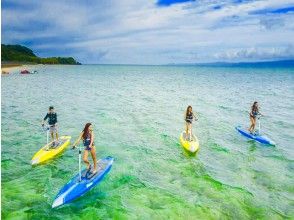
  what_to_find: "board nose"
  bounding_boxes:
[52,197,63,208]
[31,158,39,165]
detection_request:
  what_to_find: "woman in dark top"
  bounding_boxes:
[184,106,197,141]
[73,123,98,175]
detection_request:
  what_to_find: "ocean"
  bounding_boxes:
[1,64,294,219]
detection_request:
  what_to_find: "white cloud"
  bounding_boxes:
[2,0,294,63]
[214,45,294,61]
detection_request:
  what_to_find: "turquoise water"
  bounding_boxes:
[1,65,294,219]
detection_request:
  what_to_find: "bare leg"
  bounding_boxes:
[51,131,54,142]
[248,117,254,133]
[252,118,256,133]
[185,122,189,140]
[188,123,192,141]
[90,147,97,173]
[55,132,59,141]
[83,150,90,169]
[191,124,194,141]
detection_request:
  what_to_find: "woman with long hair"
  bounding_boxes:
[72,123,97,174]
[248,101,261,133]
[184,106,197,141]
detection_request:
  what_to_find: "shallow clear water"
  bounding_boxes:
[1,65,294,219]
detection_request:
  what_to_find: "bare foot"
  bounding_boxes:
[91,169,97,175]
[87,164,92,171]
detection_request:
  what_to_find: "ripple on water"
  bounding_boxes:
[1,65,294,219]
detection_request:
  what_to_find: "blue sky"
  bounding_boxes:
[2,0,294,64]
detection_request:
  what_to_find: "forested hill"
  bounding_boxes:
[1,44,81,65]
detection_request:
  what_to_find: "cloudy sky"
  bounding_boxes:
[2,0,294,64]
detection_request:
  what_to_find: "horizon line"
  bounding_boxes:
[81,59,294,66]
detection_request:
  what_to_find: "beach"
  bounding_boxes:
[1,64,293,219]
[1,63,43,75]
[1,63,22,74]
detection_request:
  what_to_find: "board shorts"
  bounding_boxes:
[49,124,58,133]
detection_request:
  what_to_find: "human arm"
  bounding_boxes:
[258,111,264,117]
[72,132,83,149]
[42,113,48,126]
[193,112,198,121]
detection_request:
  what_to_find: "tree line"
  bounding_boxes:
[1,44,81,65]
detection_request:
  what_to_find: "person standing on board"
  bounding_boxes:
[184,106,197,141]
[72,123,98,175]
[42,106,59,146]
[248,101,262,134]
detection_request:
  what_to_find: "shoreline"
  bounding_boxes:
[1,62,45,74]
[1,62,82,74]
[1,63,23,74]
[1,62,38,74]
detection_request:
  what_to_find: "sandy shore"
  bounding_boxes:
[1,63,22,74]
[1,63,40,74]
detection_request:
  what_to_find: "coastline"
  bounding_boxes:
[1,62,25,74]
[1,63,81,75]
[1,62,37,74]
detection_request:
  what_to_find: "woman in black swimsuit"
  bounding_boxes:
[72,123,97,174]
[184,106,197,141]
[249,101,261,134]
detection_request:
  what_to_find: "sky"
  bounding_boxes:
[2,0,294,64]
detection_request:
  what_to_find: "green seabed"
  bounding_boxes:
[2,65,293,219]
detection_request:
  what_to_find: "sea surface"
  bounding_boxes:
[1,64,294,219]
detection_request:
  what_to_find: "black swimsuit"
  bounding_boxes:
[250,110,259,118]
[83,133,94,151]
[185,113,193,124]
